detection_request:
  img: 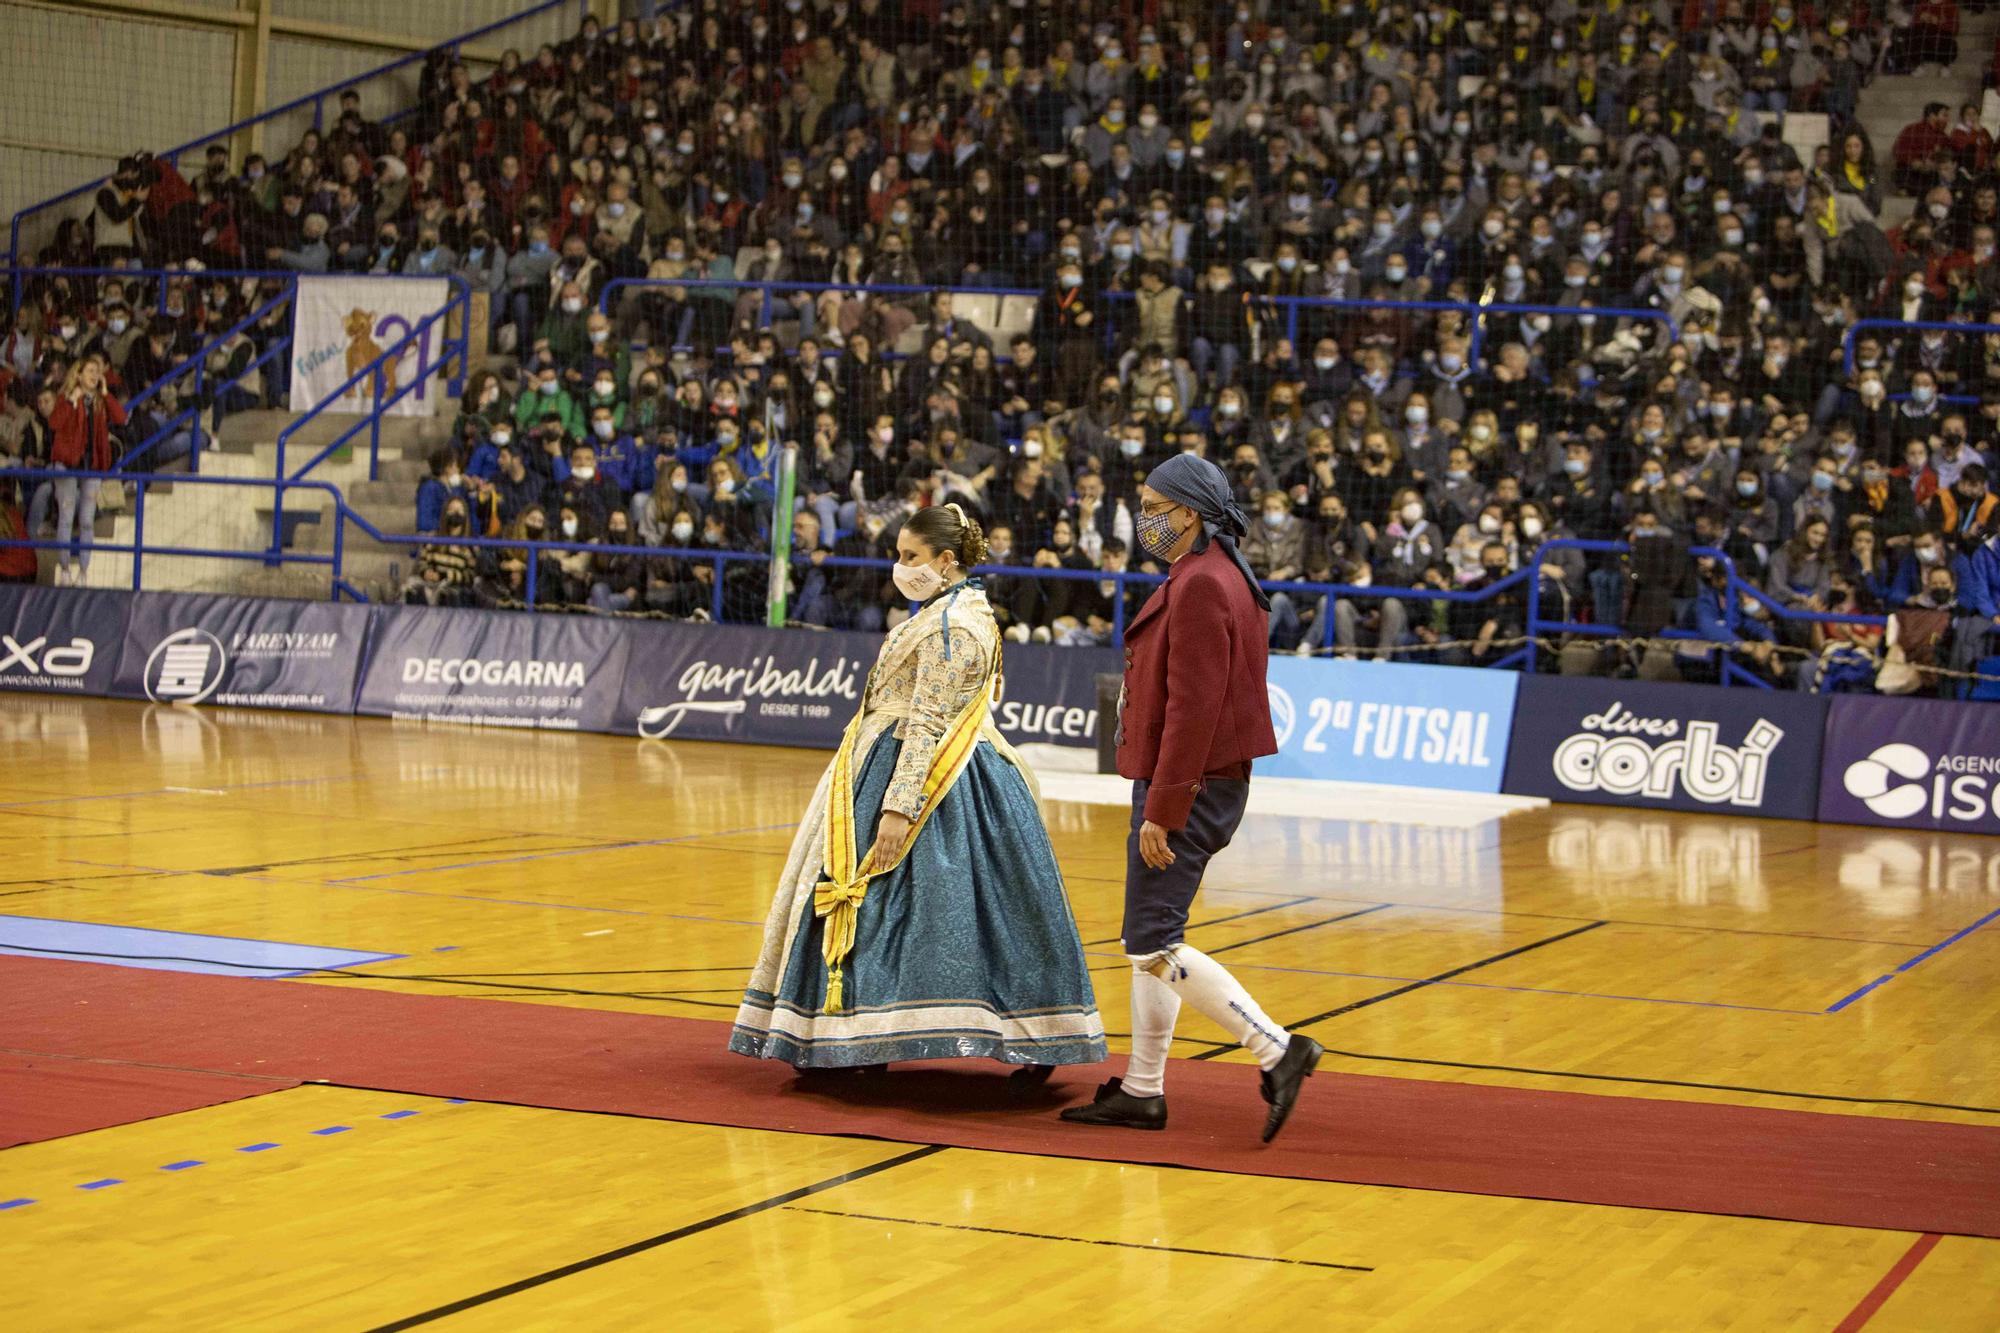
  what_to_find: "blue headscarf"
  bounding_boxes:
[1146,453,1272,611]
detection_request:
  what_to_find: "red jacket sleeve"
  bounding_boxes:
[48,398,81,467]
[1143,567,1232,831]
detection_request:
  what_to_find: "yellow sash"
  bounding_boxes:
[813,659,1000,1012]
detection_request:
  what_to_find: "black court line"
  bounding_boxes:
[1313,1047,2000,1117]
[363,1145,946,1331]
[786,1205,1374,1272]
[1199,885,1932,951]
[1208,903,1396,956]
[1191,921,1607,1061]
[1079,896,1315,948]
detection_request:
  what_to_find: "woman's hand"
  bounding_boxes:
[869,810,913,868]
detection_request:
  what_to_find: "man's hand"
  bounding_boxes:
[1139,820,1176,871]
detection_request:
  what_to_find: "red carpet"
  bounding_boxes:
[4,955,1999,1237]
[0,1050,293,1149]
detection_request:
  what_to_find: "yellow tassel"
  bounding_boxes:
[825,967,844,1013]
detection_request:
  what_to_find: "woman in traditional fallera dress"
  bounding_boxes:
[730,504,1107,1071]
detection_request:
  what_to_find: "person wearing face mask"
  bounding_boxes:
[413,445,469,536]
[1058,454,1317,1141]
[403,501,479,607]
[1930,462,2000,556]
[512,363,582,441]
[556,442,613,534]
[732,502,1106,1079]
[1681,553,1785,685]
[1037,256,1104,407]
[1443,540,1523,666]
[1241,489,1307,649]
[585,405,644,501]
[532,279,594,392]
[544,502,597,605]
[1188,261,1251,391]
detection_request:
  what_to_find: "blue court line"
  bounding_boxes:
[325,822,801,883]
[1825,904,2000,1014]
[0,914,403,979]
[0,1198,33,1210]
[1083,951,1823,1016]
[43,1105,446,1205]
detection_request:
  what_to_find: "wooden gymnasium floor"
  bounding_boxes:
[2,696,1999,1330]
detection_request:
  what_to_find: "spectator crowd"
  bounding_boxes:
[12,1,2000,694]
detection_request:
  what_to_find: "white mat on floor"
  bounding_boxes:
[1031,768,1547,829]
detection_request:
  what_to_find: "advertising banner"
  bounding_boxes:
[1820,695,2000,833]
[1503,675,1826,820]
[611,624,1116,751]
[615,621,872,747]
[354,604,629,731]
[289,275,450,417]
[108,592,371,711]
[1259,658,1519,792]
[994,643,1119,750]
[0,584,128,696]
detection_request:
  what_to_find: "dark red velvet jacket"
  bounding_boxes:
[1115,541,1278,831]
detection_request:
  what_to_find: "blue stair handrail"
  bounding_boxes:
[269,278,471,554]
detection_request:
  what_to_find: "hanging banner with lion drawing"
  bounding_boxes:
[289,276,450,417]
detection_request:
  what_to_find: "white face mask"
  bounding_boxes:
[1400,502,1424,525]
[561,518,579,537]
[593,421,614,440]
[573,464,597,480]
[1521,516,1543,538]
[715,478,736,497]
[892,556,950,601]
[443,471,462,488]
[671,521,694,542]
[563,298,584,314]
[492,431,511,447]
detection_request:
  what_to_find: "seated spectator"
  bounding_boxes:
[414,446,466,535]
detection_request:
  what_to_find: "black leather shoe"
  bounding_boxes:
[1259,1037,1323,1143]
[1058,1077,1167,1130]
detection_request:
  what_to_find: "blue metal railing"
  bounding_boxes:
[113,287,296,472]
[6,0,589,269]
[270,279,471,554]
[0,469,348,594]
[1523,538,1888,688]
[0,475,1892,691]
[597,277,1681,371]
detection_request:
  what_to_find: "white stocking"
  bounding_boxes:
[1120,965,1181,1098]
[1131,944,1291,1073]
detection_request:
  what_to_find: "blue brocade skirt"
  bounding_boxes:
[729,728,1107,1068]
